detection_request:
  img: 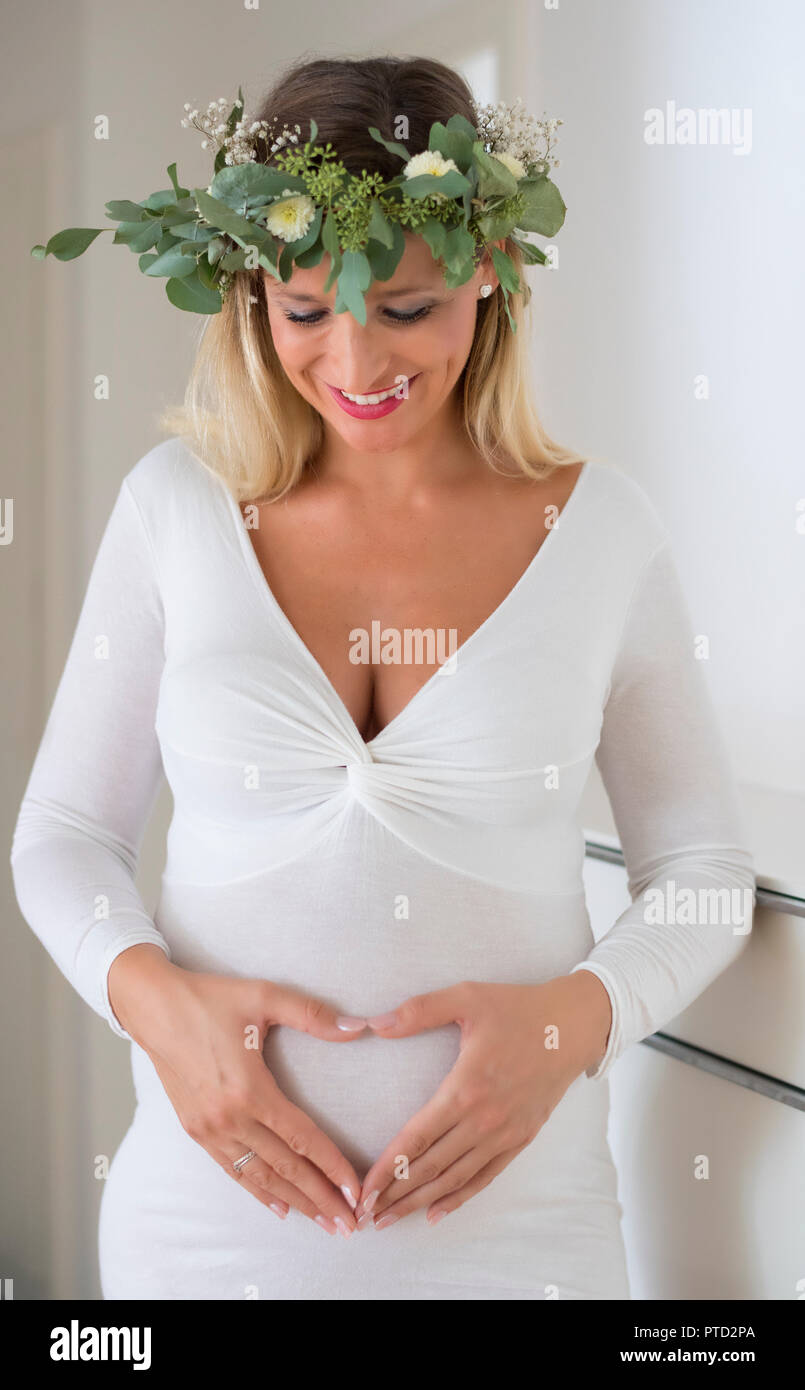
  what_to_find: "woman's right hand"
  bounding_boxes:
[107,944,366,1238]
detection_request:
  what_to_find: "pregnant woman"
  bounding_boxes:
[12,55,755,1300]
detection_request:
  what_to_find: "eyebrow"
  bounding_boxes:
[272,287,437,302]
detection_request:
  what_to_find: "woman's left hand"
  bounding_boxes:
[354,972,612,1229]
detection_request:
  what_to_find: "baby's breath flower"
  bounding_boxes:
[473,96,562,171]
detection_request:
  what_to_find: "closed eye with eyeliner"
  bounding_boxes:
[282,304,436,327]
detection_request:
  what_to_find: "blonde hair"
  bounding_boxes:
[158,55,586,503]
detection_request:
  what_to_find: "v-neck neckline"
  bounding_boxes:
[217,458,593,753]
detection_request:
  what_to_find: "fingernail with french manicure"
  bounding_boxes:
[340,1185,358,1209]
[367,1012,397,1029]
[336,1016,367,1031]
[315,1214,337,1235]
[269,1203,287,1219]
[374,1212,399,1230]
[334,1217,353,1240]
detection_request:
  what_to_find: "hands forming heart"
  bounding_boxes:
[111,945,611,1238]
[351,971,612,1231]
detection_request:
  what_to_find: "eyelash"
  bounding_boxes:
[282,306,434,328]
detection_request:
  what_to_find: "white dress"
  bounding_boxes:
[10,437,755,1300]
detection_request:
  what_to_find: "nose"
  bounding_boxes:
[325,313,390,393]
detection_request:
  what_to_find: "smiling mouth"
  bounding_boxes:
[330,375,416,405]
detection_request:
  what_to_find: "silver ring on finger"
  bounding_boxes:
[233,1149,257,1176]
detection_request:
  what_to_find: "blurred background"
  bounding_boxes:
[2,0,803,1299]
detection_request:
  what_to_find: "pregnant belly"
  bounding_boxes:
[149,819,595,1175]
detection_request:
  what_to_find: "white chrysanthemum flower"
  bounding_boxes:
[494,150,525,180]
[264,192,316,242]
[402,150,459,180]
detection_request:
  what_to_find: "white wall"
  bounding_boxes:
[522,0,805,804]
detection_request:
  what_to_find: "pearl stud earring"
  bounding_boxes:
[479,283,493,298]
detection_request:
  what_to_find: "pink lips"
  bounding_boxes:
[325,375,420,419]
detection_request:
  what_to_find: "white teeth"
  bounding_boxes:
[338,378,410,405]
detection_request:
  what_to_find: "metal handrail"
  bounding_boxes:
[641,1034,805,1111]
[584,837,805,919]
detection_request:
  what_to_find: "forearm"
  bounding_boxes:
[554,969,613,1078]
[107,942,176,1042]
[569,858,753,1081]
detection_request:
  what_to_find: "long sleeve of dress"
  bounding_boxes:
[9,476,172,1041]
[570,537,756,1081]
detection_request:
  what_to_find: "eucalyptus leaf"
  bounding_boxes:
[165,272,221,312]
[167,163,190,200]
[499,287,517,333]
[293,241,325,269]
[490,245,521,295]
[160,201,200,228]
[420,217,447,263]
[427,121,474,172]
[367,126,411,162]
[516,176,566,236]
[474,208,517,242]
[446,114,480,142]
[169,222,217,242]
[144,244,198,278]
[155,231,182,255]
[105,200,149,222]
[38,227,106,261]
[141,189,181,213]
[218,247,250,271]
[462,166,478,222]
[258,247,283,281]
[277,247,295,284]
[509,234,547,266]
[196,255,219,290]
[113,221,162,253]
[321,211,342,292]
[367,200,393,248]
[209,163,307,212]
[401,169,471,199]
[364,220,405,281]
[441,224,476,272]
[335,249,370,324]
[193,188,273,250]
[473,144,518,198]
[441,259,476,290]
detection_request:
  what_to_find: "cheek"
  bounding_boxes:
[431,302,478,373]
[413,307,476,373]
[266,317,318,379]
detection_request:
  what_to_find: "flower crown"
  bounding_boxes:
[31,88,566,332]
